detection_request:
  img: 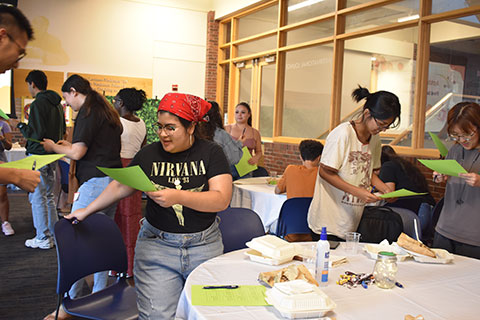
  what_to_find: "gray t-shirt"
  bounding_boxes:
[436,143,480,246]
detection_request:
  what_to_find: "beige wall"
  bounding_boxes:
[17,0,211,98]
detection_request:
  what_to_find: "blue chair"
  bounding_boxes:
[275,197,313,241]
[390,207,422,241]
[53,213,138,320]
[217,207,265,253]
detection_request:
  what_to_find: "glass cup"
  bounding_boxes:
[345,232,361,255]
[267,171,278,185]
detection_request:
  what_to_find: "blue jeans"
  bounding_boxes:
[134,218,223,320]
[28,163,57,240]
[68,176,117,299]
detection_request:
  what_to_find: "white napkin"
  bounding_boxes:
[273,279,316,295]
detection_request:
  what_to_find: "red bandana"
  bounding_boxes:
[157,93,211,122]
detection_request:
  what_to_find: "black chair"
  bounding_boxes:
[390,207,422,241]
[53,213,138,320]
[275,197,312,241]
[252,166,269,177]
[217,207,265,253]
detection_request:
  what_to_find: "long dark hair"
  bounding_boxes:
[198,101,224,141]
[381,145,430,192]
[236,102,252,126]
[352,86,401,128]
[62,74,121,128]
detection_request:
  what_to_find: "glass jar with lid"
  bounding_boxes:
[373,251,398,289]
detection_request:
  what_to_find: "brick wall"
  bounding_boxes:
[263,141,446,202]
[204,11,218,101]
[202,14,446,202]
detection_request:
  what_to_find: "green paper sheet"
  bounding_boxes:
[191,285,269,306]
[418,159,467,177]
[379,188,428,199]
[234,146,258,177]
[0,154,65,170]
[26,137,43,143]
[0,109,9,120]
[97,165,157,192]
[428,132,448,158]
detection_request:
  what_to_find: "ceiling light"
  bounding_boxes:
[288,0,324,12]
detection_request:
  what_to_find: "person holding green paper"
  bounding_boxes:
[308,86,401,241]
[432,102,480,259]
[42,74,122,320]
[17,70,66,250]
[64,93,232,319]
[225,102,263,179]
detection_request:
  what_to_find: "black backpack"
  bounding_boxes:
[356,206,403,243]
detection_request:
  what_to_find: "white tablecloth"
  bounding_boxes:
[176,243,480,320]
[230,177,287,232]
[4,147,27,162]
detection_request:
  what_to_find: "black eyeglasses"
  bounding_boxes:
[373,117,393,130]
[6,33,26,62]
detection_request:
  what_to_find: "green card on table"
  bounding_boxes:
[234,146,257,177]
[428,132,448,158]
[97,165,157,192]
[418,159,467,177]
[379,188,428,199]
[0,154,65,170]
[191,285,269,306]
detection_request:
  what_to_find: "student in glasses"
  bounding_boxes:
[308,86,401,241]
[432,102,480,259]
[65,93,232,319]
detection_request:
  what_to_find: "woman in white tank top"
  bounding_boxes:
[113,87,147,277]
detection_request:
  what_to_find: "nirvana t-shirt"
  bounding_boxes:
[130,139,230,233]
[72,107,122,185]
[308,122,381,239]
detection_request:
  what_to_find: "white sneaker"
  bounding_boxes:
[2,221,14,236]
[25,237,53,249]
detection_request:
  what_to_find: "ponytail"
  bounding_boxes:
[62,74,121,129]
[352,85,401,128]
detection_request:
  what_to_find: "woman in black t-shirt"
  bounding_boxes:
[43,74,122,319]
[65,93,232,319]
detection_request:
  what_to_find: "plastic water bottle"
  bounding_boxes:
[315,227,330,286]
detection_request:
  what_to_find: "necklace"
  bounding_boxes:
[456,148,480,205]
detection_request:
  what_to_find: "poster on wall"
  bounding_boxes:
[22,97,73,127]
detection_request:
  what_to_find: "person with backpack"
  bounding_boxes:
[308,86,401,241]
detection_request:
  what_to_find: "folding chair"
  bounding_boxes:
[217,207,265,253]
[275,197,313,241]
[53,213,138,320]
[390,207,422,241]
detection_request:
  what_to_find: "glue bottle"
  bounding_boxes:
[315,226,330,286]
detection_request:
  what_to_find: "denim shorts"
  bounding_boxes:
[134,217,223,320]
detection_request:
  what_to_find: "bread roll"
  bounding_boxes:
[397,232,436,258]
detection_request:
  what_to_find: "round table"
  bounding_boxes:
[231,177,287,233]
[176,243,480,320]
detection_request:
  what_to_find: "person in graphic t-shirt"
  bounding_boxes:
[65,93,232,319]
[308,86,401,241]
